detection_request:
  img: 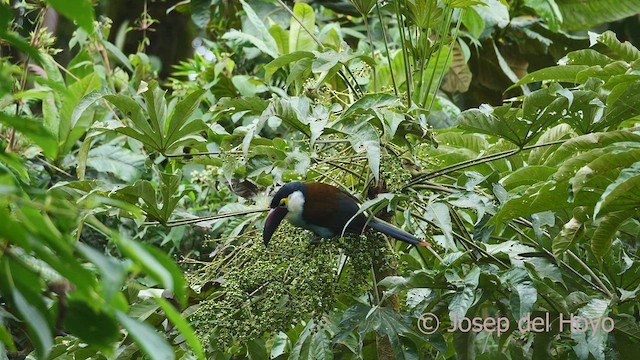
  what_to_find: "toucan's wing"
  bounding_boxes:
[302,183,366,236]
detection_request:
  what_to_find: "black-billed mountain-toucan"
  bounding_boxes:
[263,182,430,247]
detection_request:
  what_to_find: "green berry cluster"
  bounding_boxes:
[380,154,413,192]
[189,222,396,350]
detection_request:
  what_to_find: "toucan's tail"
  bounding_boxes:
[368,218,430,247]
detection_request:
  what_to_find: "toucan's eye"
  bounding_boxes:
[279,198,287,207]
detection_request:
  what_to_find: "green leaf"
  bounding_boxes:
[523,0,563,31]
[0,321,16,353]
[591,211,632,259]
[156,297,205,360]
[552,217,585,256]
[600,81,640,131]
[59,72,101,156]
[289,2,317,53]
[594,161,640,217]
[64,299,120,349]
[571,147,640,195]
[264,51,314,81]
[225,0,279,58]
[165,88,206,145]
[339,93,402,120]
[597,31,640,63]
[343,122,380,181]
[47,0,95,33]
[100,38,133,71]
[558,1,640,30]
[545,130,640,167]
[102,94,158,145]
[461,7,485,39]
[501,165,556,191]
[113,234,187,306]
[447,267,480,319]
[86,143,146,182]
[510,65,589,89]
[142,81,168,139]
[425,202,454,247]
[269,23,289,55]
[12,288,53,359]
[502,267,537,320]
[115,311,175,360]
[191,0,211,28]
[76,243,126,302]
[0,113,57,158]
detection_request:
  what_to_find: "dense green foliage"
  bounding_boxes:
[1,0,640,359]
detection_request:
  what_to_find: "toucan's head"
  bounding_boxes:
[263,182,307,246]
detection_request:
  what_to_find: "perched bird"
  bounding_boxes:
[263,182,430,247]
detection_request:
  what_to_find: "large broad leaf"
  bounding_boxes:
[460,86,568,147]
[59,72,101,157]
[190,0,211,28]
[570,298,610,360]
[557,1,640,31]
[571,146,640,195]
[64,299,120,350]
[501,165,556,191]
[598,81,640,131]
[289,2,317,53]
[91,82,206,154]
[492,179,571,223]
[510,65,589,89]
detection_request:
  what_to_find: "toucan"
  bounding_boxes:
[263,182,430,247]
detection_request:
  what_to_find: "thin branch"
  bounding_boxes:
[403,139,567,189]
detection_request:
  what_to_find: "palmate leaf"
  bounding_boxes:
[89,81,206,154]
[459,88,566,148]
[113,171,184,224]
